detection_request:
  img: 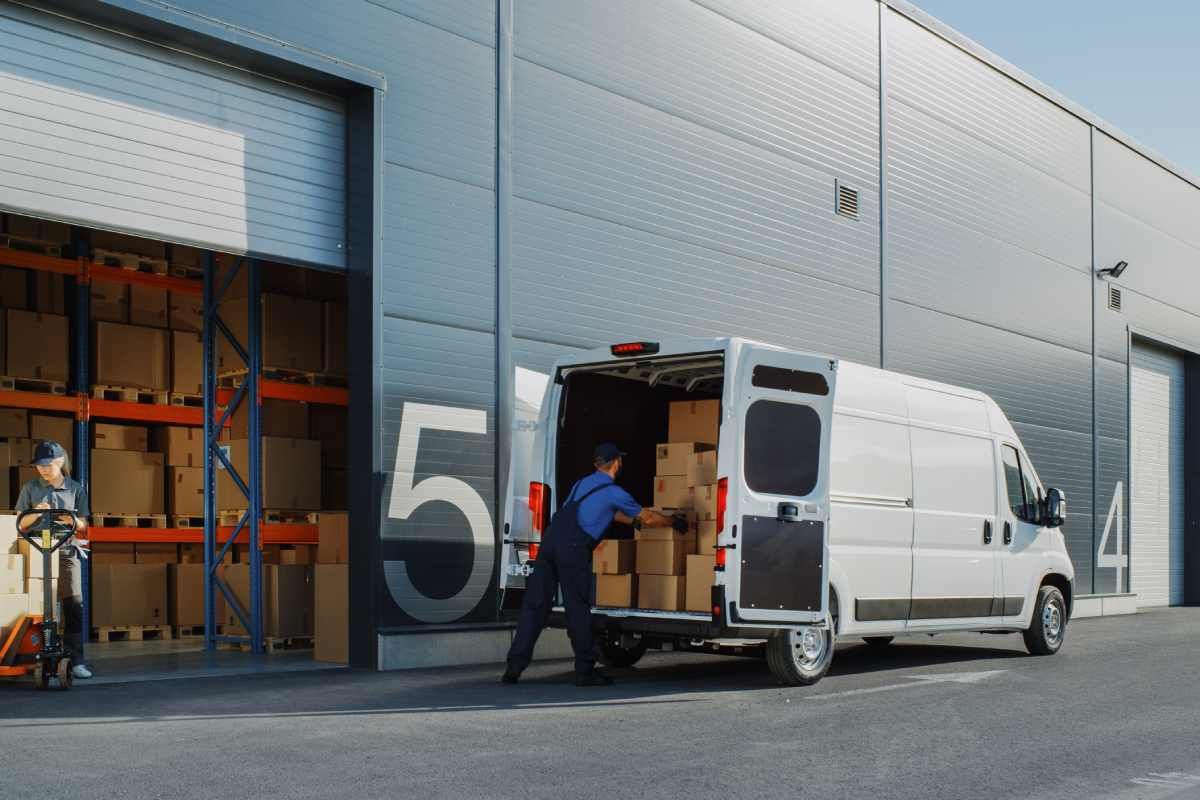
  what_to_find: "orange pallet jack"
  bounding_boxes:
[0,510,80,690]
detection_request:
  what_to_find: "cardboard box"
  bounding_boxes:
[91,230,165,259]
[654,475,691,510]
[596,573,637,607]
[691,484,718,521]
[168,466,204,516]
[134,542,178,564]
[685,554,716,612]
[18,539,60,579]
[217,294,323,373]
[217,437,321,510]
[0,408,27,439]
[6,310,68,381]
[314,563,348,663]
[130,285,169,328]
[168,291,202,332]
[91,543,135,565]
[7,215,68,245]
[318,512,348,564]
[90,282,128,323]
[655,442,714,477]
[30,414,72,454]
[217,260,307,300]
[322,468,346,510]
[0,592,31,627]
[26,577,56,614]
[696,520,718,552]
[592,539,635,575]
[0,513,18,554]
[228,398,309,440]
[638,574,686,611]
[152,426,204,468]
[309,405,346,468]
[323,302,346,377]
[89,449,164,513]
[279,545,313,566]
[32,272,66,315]
[224,564,314,638]
[668,399,720,445]
[233,544,281,565]
[0,554,24,594]
[93,423,149,451]
[168,563,225,627]
[171,331,202,395]
[0,267,27,309]
[11,441,32,468]
[686,450,718,488]
[94,321,169,390]
[635,538,688,576]
[170,244,202,270]
[178,543,233,566]
[91,564,168,627]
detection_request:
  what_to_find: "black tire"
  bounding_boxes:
[598,639,647,668]
[1023,585,1067,656]
[34,664,49,691]
[765,626,834,686]
[863,636,894,648]
[56,659,73,691]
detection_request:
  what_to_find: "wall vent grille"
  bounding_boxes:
[835,180,859,219]
[1108,285,1122,312]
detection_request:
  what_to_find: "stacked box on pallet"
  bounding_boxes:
[169,563,225,631]
[0,412,29,509]
[223,564,314,639]
[93,320,169,395]
[5,309,68,383]
[315,513,348,663]
[90,423,164,517]
[91,564,168,628]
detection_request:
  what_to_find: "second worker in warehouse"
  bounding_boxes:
[503,442,686,687]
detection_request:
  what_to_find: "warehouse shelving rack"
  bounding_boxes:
[0,240,348,657]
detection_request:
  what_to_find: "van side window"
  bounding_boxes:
[1001,445,1036,522]
[744,400,821,496]
[751,365,829,396]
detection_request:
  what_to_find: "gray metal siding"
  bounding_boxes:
[0,3,345,266]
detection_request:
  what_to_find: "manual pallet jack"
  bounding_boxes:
[0,510,81,690]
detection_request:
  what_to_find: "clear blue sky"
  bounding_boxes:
[911,1,1200,177]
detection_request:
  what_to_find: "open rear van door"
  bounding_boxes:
[731,347,837,625]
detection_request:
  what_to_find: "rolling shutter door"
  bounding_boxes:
[1130,342,1186,607]
[0,3,345,268]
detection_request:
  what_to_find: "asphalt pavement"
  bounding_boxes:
[2,608,1199,800]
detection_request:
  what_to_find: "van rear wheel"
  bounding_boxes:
[766,626,833,686]
[1023,585,1067,655]
[598,638,647,668]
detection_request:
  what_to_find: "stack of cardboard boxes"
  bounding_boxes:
[314,512,348,663]
[0,513,62,644]
[0,410,74,508]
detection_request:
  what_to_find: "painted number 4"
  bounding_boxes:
[1097,481,1127,589]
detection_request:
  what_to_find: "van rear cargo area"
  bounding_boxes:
[555,353,723,617]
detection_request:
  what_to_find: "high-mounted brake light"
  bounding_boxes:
[528,482,550,533]
[716,477,728,532]
[610,341,660,357]
[714,547,727,571]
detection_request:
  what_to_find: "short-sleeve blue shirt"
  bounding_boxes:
[568,471,642,540]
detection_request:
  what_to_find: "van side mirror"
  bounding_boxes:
[1042,487,1066,528]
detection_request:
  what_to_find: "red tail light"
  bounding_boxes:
[527,542,540,561]
[528,482,550,533]
[716,477,728,532]
[714,547,727,571]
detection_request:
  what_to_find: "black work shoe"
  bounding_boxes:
[575,671,614,687]
[501,669,521,685]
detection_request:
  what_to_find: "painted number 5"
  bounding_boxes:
[384,402,494,623]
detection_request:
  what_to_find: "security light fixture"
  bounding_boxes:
[1097,260,1128,279]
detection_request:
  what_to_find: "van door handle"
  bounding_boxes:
[1003,521,1013,545]
[777,503,800,523]
[983,520,993,545]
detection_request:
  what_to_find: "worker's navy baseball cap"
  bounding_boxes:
[32,441,66,466]
[594,442,626,463]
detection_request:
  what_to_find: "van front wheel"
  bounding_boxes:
[1023,585,1067,655]
[766,626,833,686]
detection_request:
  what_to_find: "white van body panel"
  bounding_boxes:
[503,337,1074,643]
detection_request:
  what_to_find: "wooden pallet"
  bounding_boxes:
[93,513,168,529]
[169,392,203,408]
[218,509,319,526]
[92,248,169,275]
[92,384,170,405]
[171,515,205,529]
[0,375,67,395]
[218,367,347,388]
[92,624,172,643]
[219,635,313,654]
[0,234,63,257]
[175,624,223,639]
[169,263,204,280]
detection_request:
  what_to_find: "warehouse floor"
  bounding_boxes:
[80,640,340,686]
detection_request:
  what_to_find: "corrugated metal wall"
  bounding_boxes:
[127,0,1200,616]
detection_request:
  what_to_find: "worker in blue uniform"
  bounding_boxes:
[503,442,686,686]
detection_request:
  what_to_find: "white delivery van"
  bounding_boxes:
[501,338,1073,686]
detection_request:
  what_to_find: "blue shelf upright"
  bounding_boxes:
[71,234,89,665]
[203,253,263,653]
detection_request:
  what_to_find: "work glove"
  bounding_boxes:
[671,514,690,535]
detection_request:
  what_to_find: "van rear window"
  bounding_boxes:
[744,400,821,496]
[751,365,829,396]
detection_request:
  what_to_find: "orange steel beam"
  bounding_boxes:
[216,380,348,407]
[87,398,206,426]
[0,249,82,276]
[0,389,78,414]
[89,524,317,544]
[88,263,201,294]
